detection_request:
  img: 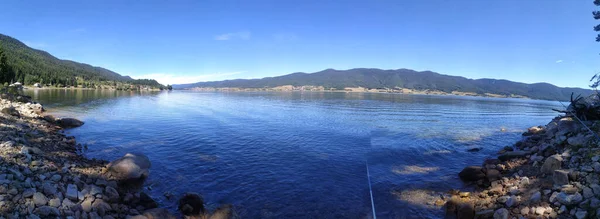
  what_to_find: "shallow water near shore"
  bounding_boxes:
[25,89,563,218]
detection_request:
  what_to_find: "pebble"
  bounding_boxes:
[33,192,48,206]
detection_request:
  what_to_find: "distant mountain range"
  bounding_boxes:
[0,33,163,88]
[173,68,593,101]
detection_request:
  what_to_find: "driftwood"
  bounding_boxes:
[567,92,600,121]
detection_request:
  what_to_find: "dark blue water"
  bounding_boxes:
[26,89,563,218]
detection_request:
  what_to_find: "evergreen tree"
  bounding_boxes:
[596,0,600,41]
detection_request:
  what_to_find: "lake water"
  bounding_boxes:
[25,89,563,218]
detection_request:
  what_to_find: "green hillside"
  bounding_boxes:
[173,68,593,101]
[0,33,164,90]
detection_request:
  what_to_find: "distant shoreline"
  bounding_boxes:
[23,86,163,91]
[182,86,535,101]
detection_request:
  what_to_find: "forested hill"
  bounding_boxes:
[173,68,593,101]
[0,33,164,89]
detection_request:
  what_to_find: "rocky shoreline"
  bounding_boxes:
[445,96,600,219]
[0,96,232,219]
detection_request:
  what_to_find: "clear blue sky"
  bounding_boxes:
[1,0,598,87]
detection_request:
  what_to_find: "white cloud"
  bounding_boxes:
[131,71,244,85]
[556,60,564,63]
[214,31,251,41]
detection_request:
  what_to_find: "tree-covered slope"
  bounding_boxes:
[0,33,163,88]
[173,68,593,101]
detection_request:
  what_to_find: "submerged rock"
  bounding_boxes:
[178,193,205,216]
[106,153,151,182]
[56,118,84,128]
[459,166,485,182]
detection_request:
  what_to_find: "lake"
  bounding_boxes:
[25,89,563,218]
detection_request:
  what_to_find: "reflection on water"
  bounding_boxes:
[23,88,162,116]
[27,90,563,218]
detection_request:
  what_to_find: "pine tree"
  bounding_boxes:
[596,0,600,41]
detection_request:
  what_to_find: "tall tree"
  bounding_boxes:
[596,0,600,41]
[591,0,600,89]
[0,43,14,84]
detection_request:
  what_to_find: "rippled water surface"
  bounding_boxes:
[25,89,563,218]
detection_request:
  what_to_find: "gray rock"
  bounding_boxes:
[61,198,75,209]
[590,198,600,208]
[530,191,541,203]
[23,188,36,198]
[506,195,518,207]
[558,117,579,136]
[591,184,600,195]
[498,151,530,161]
[82,197,94,212]
[90,185,102,196]
[575,209,587,219]
[48,198,60,208]
[583,186,594,199]
[458,166,485,181]
[1,107,20,117]
[49,174,61,182]
[493,208,509,219]
[541,155,563,174]
[593,162,600,172]
[42,183,57,197]
[556,192,583,205]
[91,199,112,216]
[56,118,85,128]
[106,153,151,182]
[520,207,530,215]
[95,179,107,186]
[535,206,545,215]
[104,186,119,202]
[33,192,48,206]
[553,169,569,185]
[559,205,567,214]
[567,133,588,146]
[66,184,78,201]
[21,146,43,155]
[33,206,59,216]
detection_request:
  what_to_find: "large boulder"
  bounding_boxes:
[459,166,485,182]
[106,153,151,182]
[541,155,563,174]
[557,117,579,136]
[1,107,20,117]
[56,118,85,128]
[178,193,205,216]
